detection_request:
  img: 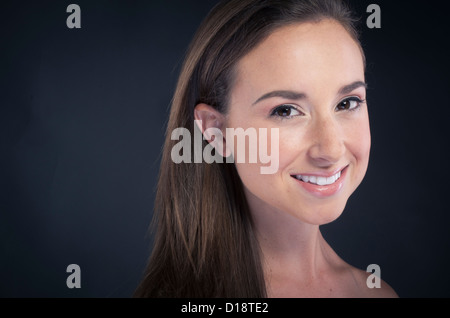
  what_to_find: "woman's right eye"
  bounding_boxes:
[270,104,302,119]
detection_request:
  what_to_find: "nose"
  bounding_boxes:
[307,116,345,167]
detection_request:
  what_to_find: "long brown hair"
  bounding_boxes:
[134,0,363,298]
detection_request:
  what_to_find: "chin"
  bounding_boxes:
[313,209,344,226]
[294,201,348,226]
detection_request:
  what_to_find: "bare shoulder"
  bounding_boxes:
[349,266,399,298]
[320,239,399,298]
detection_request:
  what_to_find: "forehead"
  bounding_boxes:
[232,19,365,101]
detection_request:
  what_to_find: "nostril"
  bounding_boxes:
[307,156,342,169]
[307,140,345,165]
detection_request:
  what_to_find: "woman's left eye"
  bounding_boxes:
[335,97,365,112]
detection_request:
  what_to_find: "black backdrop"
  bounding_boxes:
[1,0,449,298]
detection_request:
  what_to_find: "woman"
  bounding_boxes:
[135,0,398,297]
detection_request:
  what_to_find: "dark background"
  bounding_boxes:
[1,0,449,298]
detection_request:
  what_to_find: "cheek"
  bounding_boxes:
[275,128,306,172]
[347,115,371,176]
[232,128,303,203]
[231,128,287,201]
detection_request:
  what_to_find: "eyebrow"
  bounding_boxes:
[252,81,367,105]
[338,81,367,96]
[252,90,306,105]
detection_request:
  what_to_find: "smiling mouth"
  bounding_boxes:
[291,167,346,186]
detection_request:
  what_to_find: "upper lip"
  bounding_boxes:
[291,165,348,178]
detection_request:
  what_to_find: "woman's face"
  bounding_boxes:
[225,19,370,225]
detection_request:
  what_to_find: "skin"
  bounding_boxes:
[195,19,398,298]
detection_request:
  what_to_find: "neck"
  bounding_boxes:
[246,192,337,293]
[254,207,329,272]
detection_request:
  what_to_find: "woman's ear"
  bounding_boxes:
[194,103,230,157]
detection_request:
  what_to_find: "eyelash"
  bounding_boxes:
[335,97,366,112]
[269,104,302,119]
[269,96,366,119]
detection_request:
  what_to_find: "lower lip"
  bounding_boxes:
[292,167,347,198]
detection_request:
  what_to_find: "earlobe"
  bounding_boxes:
[194,103,228,157]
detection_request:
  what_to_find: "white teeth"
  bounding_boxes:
[295,170,342,186]
[317,177,327,186]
